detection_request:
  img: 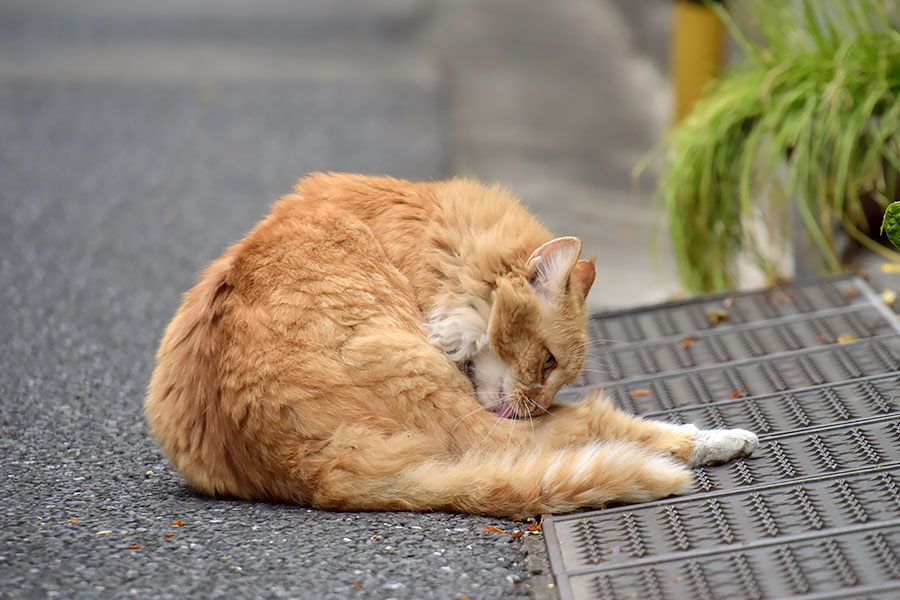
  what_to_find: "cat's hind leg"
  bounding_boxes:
[536,390,758,467]
[304,424,692,517]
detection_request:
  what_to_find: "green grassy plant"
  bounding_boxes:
[652,0,900,293]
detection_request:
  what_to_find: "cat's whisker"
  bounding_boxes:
[477,391,519,452]
[584,352,610,362]
[490,393,521,452]
[523,395,550,416]
[526,407,535,444]
[507,397,526,449]
[584,363,613,372]
[480,410,505,451]
[450,402,499,432]
[586,336,625,343]
[574,339,622,350]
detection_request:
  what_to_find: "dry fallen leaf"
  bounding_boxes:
[771,288,792,304]
[706,308,729,325]
[680,335,697,350]
[837,335,856,344]
[528,516,544,532]
[483,526,506,534]
[165,533,178,538]
[843,288,860,298]
[68,519,79,524]
[352,581,362,589]
[511,530,524,541]
[629,389,652,398]
[729,390,746,399]
[128,545,142,550]
[170,520,184,526]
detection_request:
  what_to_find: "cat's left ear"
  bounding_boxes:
[527,237,590,300]
[571,257,596,301]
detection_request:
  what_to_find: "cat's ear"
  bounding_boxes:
[571,257,596,301]
[526,237,583,299]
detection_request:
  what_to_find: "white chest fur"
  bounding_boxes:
[425,301,490,365]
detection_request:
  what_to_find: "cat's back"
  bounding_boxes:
[293,173,549,249]
[144,189,425,499]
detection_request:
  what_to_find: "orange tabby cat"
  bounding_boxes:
[145,173,757,517]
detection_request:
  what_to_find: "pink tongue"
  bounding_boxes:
[497,402,515,419]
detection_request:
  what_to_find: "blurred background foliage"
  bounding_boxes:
[654,0,900,293]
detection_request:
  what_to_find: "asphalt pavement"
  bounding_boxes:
[0,0,672,598]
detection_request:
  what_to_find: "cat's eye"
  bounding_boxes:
[542,350,557,377]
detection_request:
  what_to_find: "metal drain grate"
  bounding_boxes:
[578,307,898,382]
[545,276,900,599]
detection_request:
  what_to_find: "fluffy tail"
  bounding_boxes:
[313,439,693,517]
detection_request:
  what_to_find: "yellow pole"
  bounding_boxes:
[671,1,727,123]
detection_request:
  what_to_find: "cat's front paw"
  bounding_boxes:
[688,428,758,467]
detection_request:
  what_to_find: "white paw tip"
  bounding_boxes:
[690,428,759,467]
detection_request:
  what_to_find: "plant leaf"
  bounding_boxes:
[881,202,900,249]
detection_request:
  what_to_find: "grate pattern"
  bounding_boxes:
[545,276,900,600]
[561,525,900,600]
[579,307,897,383]
[554,467,900,565]
[587,277,872,343]
[562,337,900,413]
[638,375,900,433]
